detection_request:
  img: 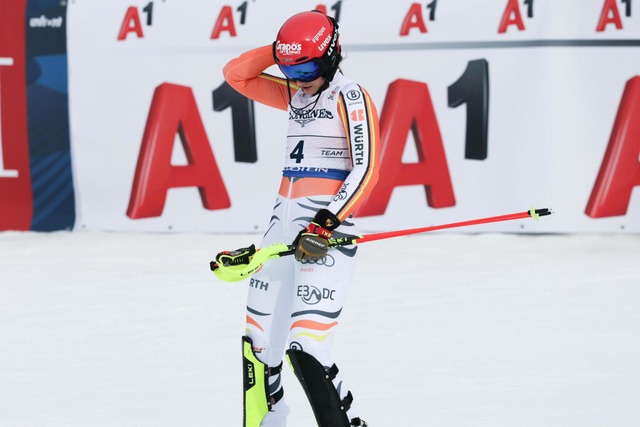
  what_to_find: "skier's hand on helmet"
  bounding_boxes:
[293,209,341,262]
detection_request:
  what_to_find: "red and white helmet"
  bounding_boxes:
[273,11,342,82]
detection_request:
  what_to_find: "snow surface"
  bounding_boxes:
[1,231,639,426]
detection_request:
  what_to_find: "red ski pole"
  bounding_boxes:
[211,208,553,282]
[351,207,552,245]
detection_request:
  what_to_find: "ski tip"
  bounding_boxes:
[528,207,553,220]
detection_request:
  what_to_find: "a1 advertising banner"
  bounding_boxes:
[66,0,640,233]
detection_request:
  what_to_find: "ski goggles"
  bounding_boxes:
[278,60,323,82]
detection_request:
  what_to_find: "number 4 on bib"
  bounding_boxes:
[290,140,304,163]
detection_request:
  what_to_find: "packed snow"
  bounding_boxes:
[1,231,639,426]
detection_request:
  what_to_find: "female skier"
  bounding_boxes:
[223,10,379,427]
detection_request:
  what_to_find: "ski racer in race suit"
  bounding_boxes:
[223,10,379,427]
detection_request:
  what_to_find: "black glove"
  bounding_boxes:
[293,209,341,262]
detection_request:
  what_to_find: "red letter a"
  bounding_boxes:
[586,76,640,218]
[400,3,428,36]
[498,0,525,33]
[211,6,237,39]
[596,0,623,32]
[127,83,231,219]
[356,79,455,217]
[117,7,144,41]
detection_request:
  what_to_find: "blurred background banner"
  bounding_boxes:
[26,0,75,231]
[0,0,32,230]
[1,0,639,233]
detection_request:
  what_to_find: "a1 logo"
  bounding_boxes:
[597,0,632,32]
[117,2,155,41]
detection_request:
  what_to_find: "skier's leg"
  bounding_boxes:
[242,336,285,426]
[286,348,351,426]
[244,256,295,427]
[243,199,295,427]
[287,216,366,426]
